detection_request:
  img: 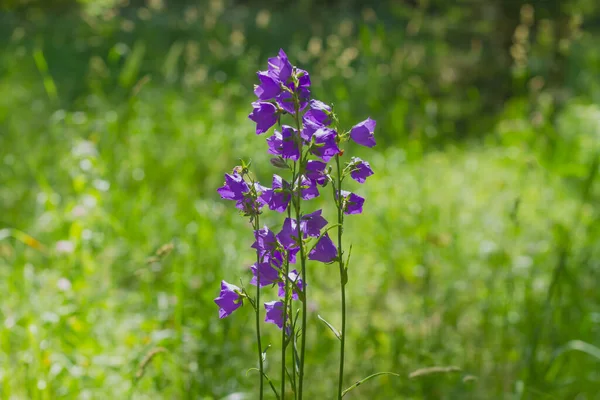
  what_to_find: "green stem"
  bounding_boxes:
[335,155,346,400]
[281,181,294,400]
[254,213,265,400]
[293,105,308,400]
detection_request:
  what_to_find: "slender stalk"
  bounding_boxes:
[281,182,294,400]
[253,212,264,400]
[293,102,308,400]
[334,155,346,400]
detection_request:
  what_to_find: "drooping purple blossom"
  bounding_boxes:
[349,157,374,184]
[254,71,281,100]
[278,269,304,300]
[217,171,249,202]
[304,100,332,126]
[252,226,298,264]
[300,209,328,237]
[268,175,291,212]
[308,233,338,263]
[249,102,278,135]
[295,176,320,200]
[301,118,322,142]
[305,160,328,186]
[266,130,283,156]
[340,190,365,215]
[253,182,271,207]
[277,218,299,250]
[310,127,340,162]
[350,118,376,148]
[265,300,285,329]
[250,262,280,287]
[296,68,311,89]
[276,86,310,114]
[214,281,243,318]
[268,49,292,84]
[281,126,300,160]
[267,126,300,161]
[252,226,279,258]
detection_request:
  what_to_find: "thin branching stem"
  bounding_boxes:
[334,154,346,400]
[293,97,308,400]
[253,211,265,400]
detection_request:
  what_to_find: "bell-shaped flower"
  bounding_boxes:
[308,233,338,263]
[214,281,243,318]
[249,101,278,135]
[264,300,285,329]
[250,262,280,287]
[340,190,365,215]
[350,118,376,148]
[348,157,374,184]
[310,127,340,162]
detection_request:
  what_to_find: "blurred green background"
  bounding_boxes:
[1,0,600,398]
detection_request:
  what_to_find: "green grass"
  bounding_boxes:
[1,2,600,399]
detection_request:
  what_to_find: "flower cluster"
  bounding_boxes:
[214,49,376,332]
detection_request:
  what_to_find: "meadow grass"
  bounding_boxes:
[1,2,600,399]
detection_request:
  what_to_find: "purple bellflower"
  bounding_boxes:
[305,160,328,186]
[310,127,340,162]
[300,209,328,237]
[217,170,249,202]
[278,269,304,300]
[249,102,278,135]
[250,262,280,287]
[296,176,320,200]
[268,174,291,212]
[254,71,281,100]
[215,281,243,318]
[350,118,376,148]
[265,300,285,329]
[304,100,332,126]
[340,190,365,215]
[268,49,292,84]
[308,233,338,263]
[349,157,374,184]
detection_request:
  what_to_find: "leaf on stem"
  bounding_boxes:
[261,344,272,363]
[342,372,400,397]
[246,369,280,400]
[317,314,341,340]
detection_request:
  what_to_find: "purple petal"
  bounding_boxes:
[269,175,291,213]
[300,209,327,237]
[217,171,249,201]
[278,269,304,300]
[277,218,300,250]
[305,160,328,185]
[311,127,340,162]
[308,233,338,263]
[264,300,285,329]
[349,157,374,184]
[254,71,282,100]
[304,99,332,126]
[214,281,243,318]
[250,262,280,287]
[341,190,365,215]
[350,118,376,148]
[281,125,300,161]
[249,102,278,135]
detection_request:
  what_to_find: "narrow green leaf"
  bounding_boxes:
[246,368,280,400]
[317,315,341,340]
[342,372,400,397]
